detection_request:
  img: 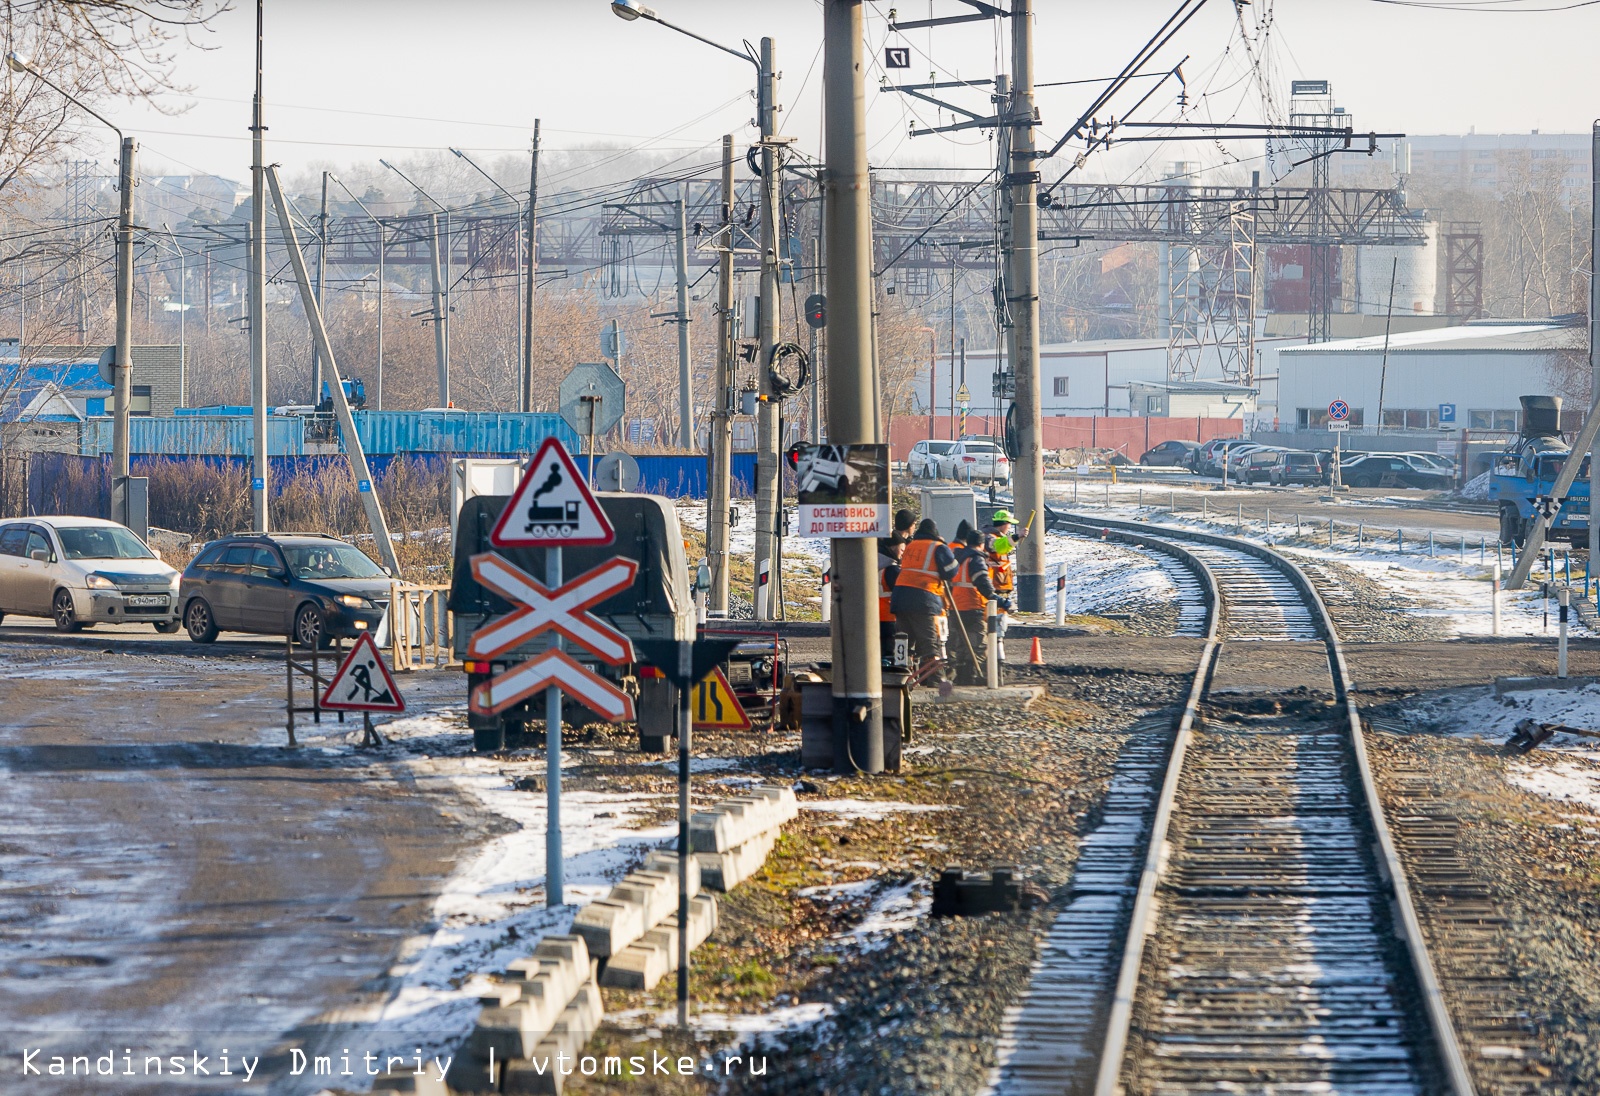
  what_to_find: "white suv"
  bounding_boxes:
[908,439,957,479]
[0,517,181,632]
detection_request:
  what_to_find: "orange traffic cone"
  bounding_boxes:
[1029,636,1044,665]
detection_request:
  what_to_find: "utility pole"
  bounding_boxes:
[708,135,736,614]
[249,0,268,532]
[753,36,783,619]
[110,135,135,527]
[382,159,450,407]
[1007,0,1046,612]
[823,0,884,771]
[428,213,448,406]
[312,169,328,404]
[1589,120,1598,580]
[523,120,541,414]
[674,189,693,448]
[809,189,824,442]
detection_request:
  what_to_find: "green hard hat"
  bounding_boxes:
[991,509,1015,524]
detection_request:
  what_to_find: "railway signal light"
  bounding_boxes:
[804,293,826,329]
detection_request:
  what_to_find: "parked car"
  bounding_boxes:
[907,439,957,479]
[1224,444,1280,481]
[1140,439,1201,468]
[1235,448,1290,484]
[0,517,181,632]
[939,439,1012,483]
[1197,438,1246,476]
[179,532,392,647]
[1339,455,1455,490]
[1269,451,1328,486]
[1399,452,1457,475]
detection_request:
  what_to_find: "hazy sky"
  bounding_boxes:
[60,0,1600,188]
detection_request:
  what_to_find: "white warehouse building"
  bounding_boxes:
[1275,321,1585,433]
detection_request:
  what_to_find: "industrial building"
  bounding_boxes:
[0,342,188,421]
[1273,320,1585,434]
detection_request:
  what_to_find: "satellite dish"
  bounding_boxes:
[97,346,116,386]
[596,451,640,492]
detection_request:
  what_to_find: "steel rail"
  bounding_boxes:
[1051,510,1476,1096]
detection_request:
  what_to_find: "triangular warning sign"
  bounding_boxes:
[691,666,752,730]
[321,632,406,713]
[491,437,615,549]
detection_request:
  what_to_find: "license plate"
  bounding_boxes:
[126,595,168,607]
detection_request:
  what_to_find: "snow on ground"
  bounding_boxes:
[1047,482,1570,639]
[675,500,830,570]
[1403,685,1600,817]
[1041,531,1186,618]
[802,798,956,822]
[337,707,677,1066]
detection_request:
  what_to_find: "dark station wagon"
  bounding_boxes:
[178,533,393,647]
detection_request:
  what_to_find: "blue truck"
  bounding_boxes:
[1489,395,1590,546]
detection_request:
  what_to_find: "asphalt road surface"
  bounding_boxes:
[0,641,477,1094]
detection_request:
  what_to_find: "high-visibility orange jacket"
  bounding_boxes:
[951,548,998,611]
[896,537,955,594]
[877,555,898,622]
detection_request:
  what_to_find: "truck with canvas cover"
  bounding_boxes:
[448,492,694,752]
[1489,395,1591,547]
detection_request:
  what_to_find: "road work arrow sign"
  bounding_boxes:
[470,649,635,721]
[490,436,615,548]
[467,553,637,664]
[692,666,751,730]
[321,633,406,713]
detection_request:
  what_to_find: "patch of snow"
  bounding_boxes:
[797,879,879,900]
[1507,760,1600,815]
[847,880,930,947]
[1460,470,1491,500]
[802,798,955,820]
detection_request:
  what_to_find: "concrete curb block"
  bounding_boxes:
[688,785,797,853]
[696,828,779,892]
[501,978,605,1095]
[599,893,719,991]
[466,935,592,1063]
[572,860,703,959]
[1494,674,1599,696]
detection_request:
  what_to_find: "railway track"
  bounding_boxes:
[991,515,1476,1096]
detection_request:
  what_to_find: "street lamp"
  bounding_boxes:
[451,148,527,403]
[380,158,451,407]
[329,175,387,411]
[608,3,785,622]
[7,51,139,533]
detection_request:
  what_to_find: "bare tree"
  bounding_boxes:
[0,0,224,197]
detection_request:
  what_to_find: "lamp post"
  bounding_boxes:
[329,174,386,410]
[451,147,526,404]
[160,223,186,407]
[380,159,450,406]
[611,0,784,618]
[7,51,136,524]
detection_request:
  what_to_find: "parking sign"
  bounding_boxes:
[1439,403,1456,425]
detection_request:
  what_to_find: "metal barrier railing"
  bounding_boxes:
[388,582,453,671]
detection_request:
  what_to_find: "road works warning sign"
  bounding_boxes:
[321,633,406,713]
[795,443,890,538]
[692,666,752,730]
[489,437,615,548]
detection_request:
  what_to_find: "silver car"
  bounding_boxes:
[0,517,181,632]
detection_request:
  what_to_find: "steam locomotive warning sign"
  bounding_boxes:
[490,437,615,548]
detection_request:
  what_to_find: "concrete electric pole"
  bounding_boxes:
[523,120,541,414]
[1007,0,1046,612]
[708,135,736,614]
[753,36,784,620]
[674,190,694,448]
[1589,120,1598,577]
[111,136,135,527]
[382,159,450,407]
[249,0,269,532]
[824,0,885,771]
[312,169,328,404]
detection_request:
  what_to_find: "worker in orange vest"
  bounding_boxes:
[983,509,1026,663]
[950,525,1008,685]
[891,518,959,682]
[876,537,904,656]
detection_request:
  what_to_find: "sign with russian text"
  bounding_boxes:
[795,443,890,538]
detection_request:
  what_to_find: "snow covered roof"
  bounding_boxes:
[1280,322,1584,355]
